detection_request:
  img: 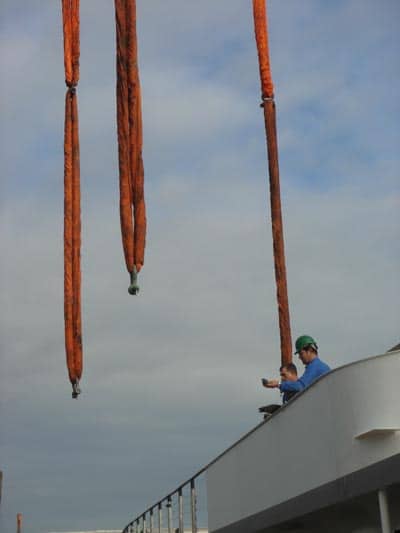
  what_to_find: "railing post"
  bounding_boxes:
[142,513,146,533]
[17,514,22,533]
[190,479,197,533]
[158,502,162,533]
[178,488,184,533]
[150,508,154,533]
[378,489,391,533]
[167,495,172,533]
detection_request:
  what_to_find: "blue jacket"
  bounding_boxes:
[279,357,330,394]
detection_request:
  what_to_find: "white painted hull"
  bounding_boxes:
[206,350,400,532]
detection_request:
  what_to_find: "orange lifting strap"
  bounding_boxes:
[115,0,147,296]
[61,0,146,398]
[62,0,82,398]
[252,0,292,365]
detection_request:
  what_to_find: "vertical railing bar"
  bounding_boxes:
[178,487,184,533]
[190,478,197,533]
[378,489,392,533]
[143,512,146,533]
[167,495,172,533]
[150,508,154,533]
[158,502,162,533]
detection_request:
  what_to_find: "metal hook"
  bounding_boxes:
[72,380,81,399]
[128,267,140,295]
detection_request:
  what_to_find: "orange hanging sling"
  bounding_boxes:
[252,0,292,365]
[115,0,146,295]
[60,0,147,397]
[62,0,83,398]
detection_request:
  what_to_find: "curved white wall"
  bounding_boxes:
[206,351,400,532]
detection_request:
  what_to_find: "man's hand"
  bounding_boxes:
[265,379,279,388]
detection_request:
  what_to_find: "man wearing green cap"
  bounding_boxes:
[265,335,331,394]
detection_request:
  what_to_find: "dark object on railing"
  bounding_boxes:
[387,342,400,352]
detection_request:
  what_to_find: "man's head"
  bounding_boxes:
[295,335,318,365]
[280,363,298,382]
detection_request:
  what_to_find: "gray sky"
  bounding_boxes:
[1,1,399,532]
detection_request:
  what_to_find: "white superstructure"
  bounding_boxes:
[206,350,400,532]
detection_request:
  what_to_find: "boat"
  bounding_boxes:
[206,348,400,532]
[122,348,400,533]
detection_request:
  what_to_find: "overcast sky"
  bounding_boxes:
[1,1,399,532]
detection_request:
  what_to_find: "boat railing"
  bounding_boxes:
[121,467,208,533]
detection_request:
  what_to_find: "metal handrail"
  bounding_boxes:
[122,471,204,533]
[120,375,317,532]
[121,363,334,532]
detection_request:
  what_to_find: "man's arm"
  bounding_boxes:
[279,379,304,393]
[266,377,306,392]
[280,360,328,393]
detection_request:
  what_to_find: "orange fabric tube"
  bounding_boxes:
[127,0,139,180]
[62,0,73,86]
[252,0,292,364]
[64,90,75,382]
[134,86,146,271]
[115,0,135,273]
[134,152,146,271]
[126,0,146,271]
[63,0,82,391]
[71,90,82,380]
[253,0,274,98]
[115,0,146,276]
[71,0,80,86]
